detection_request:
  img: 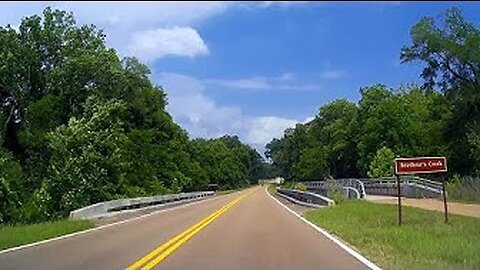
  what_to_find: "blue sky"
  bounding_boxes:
[1,2,480,154]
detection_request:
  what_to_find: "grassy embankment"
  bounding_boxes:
[0,219,94,251]
[304,200,480,270]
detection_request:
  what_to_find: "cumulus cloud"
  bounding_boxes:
[50,2,231,28]
[128,27,209,61]
[0,2,229,62]
[157,72,305,155]
[246,116,298,145]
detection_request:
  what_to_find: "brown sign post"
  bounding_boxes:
[394,157,448,225]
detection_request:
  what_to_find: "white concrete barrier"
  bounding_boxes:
[70,191,215,220]
[277,188,335,207]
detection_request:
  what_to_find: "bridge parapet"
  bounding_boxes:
[360,177,443,198]
[277,188,335,207]
[70,191,215,220]
[303,179,366,199]
[303,176,443,199]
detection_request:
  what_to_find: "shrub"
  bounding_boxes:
[327,188,345,204]
[324,179,346,204]
[294,182,307,192]
[447,175,480,203]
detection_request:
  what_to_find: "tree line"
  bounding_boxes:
[266,8,480,182]
[0,8,272,224]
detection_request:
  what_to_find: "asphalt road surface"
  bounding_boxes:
[0,187,371,270]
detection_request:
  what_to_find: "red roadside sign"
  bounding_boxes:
[394,156,448,226]
[395,156,447,175]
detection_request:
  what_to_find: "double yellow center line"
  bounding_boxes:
[127,190,253,270]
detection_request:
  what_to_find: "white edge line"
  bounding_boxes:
[265,187,383,270]
[0,190,244,255]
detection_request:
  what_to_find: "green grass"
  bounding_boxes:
[303,201,480,270]
[267,184,277,195]
[0,219,94,251]
[446,176,480,204]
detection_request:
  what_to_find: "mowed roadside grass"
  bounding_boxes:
[303,201,480,270]
[267,184,277,194]
[0,219,94,251]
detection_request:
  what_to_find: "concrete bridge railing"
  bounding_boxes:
[277,188,335,207]
[303,179,366,199]
[303,176,443,199]
[70,191,215,220]
[360,177,443,198]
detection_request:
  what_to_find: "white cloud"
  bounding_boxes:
[277,84,322,91]
[246,116,298,145]
[0,2,230,62]
[321,70,345,80]
[51,2,231,28]
[128,27,209,61]
[206,77,271,90]
[275,72,296,81]
[302,116,315,124]
[156,72,306,155]
[205,73,322,92]
[0,2,308,62]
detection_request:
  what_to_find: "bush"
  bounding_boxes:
[294,182,307,192]
[327,189,345,204]
[447,175,480,203]
[325,179,346,204]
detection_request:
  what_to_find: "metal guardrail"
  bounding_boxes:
[70,191,215,220]
[277,188,335,206]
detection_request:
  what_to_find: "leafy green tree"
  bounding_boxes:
[357,85,446,175]
[401,7,479,91]
[368,147,395,178]
[0,7,268,224]
[310,99,359,178]
[0,150,24,223]
[292,147,329,181]
[266,124,311,180]
[356,84,394,173]
[401,7,480,175]
[41,97,131,218]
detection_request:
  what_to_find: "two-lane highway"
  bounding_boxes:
[0,187,372,270]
